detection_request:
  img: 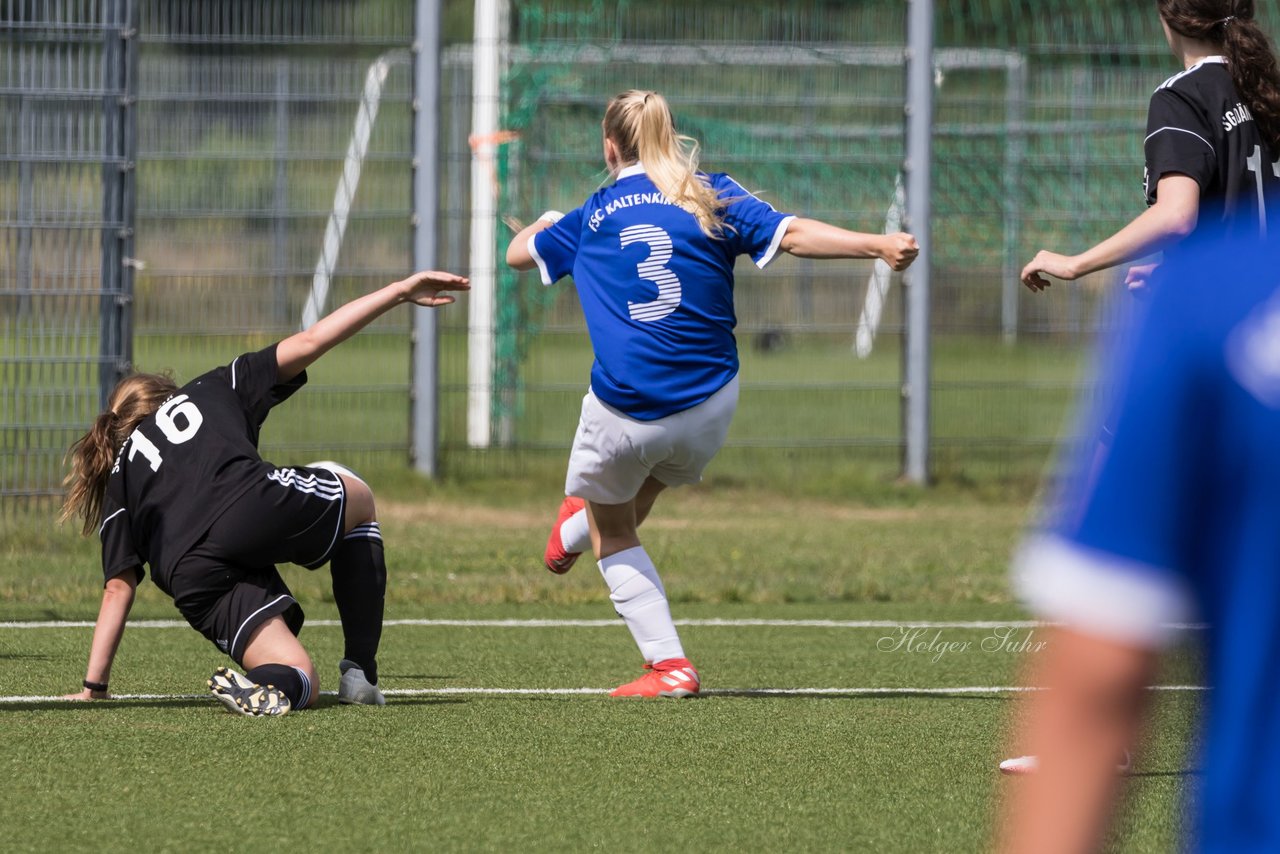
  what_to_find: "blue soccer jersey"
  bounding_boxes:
[1014,235,1280,852]
[529,164,794,420]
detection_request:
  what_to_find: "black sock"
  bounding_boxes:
[330,522,386,684]
[245,663,311,709]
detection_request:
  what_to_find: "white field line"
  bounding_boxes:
[0,618,1210,630]
[0,684,1208,704]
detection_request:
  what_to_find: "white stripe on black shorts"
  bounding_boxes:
[163,464,349,662]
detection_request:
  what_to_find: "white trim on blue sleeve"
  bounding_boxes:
[528,233,554,286]
[755,215,796,269]
[1013,534,1196,649]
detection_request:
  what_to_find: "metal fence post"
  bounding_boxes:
[903,0,934,484]
[17,90,32,320]
[412,0,443,476]
[1001,55,1027,344]
[99,0,138,408]
[273,57,290,325]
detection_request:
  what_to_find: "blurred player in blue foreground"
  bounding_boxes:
[60,270,468,716]
[506,89,918,697]
[997,231,1280,853]
[1003,0,1280,777]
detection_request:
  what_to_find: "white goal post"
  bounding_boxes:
[454,40,1026,446]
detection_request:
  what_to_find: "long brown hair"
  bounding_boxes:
[603,90,728,237]
[60,372,177,536]
[1158,0,1280,150]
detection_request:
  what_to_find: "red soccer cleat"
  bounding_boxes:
[609,658,701,698]
[544,496,586,574]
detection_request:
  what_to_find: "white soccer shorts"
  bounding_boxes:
[565,374,739,505]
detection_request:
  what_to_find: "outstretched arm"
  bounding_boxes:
[780,218,919,271]
[1021,174,1199,292]
[506,212,561,271]
[276,270,469,382]
[65,572,139,701]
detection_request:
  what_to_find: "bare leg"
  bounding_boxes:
[587,476,668,558]
[339,473,376,533]
[240,615,319,708]
[633,476,668,529]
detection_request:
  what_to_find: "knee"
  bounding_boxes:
[341,476,376,527]
[282,655,320,708]
[301,668,320,708]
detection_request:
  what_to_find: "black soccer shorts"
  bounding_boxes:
[166,464,348,663]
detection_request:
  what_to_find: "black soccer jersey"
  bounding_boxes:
[97,345,306,589]
[1144,57,1280,248]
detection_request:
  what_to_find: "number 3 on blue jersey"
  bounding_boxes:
[621,224,682,323]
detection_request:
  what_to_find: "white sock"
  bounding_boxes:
[559,508,591,554]
[598,545,685,664]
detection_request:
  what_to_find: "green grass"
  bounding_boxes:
[4,325,1090,496]
[0,483,1198,852]
[0,607,1199,853]
[4,482,1033,616]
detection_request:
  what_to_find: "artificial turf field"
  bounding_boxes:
[1,483,1200,852]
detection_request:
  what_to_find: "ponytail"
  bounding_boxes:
[603,90,728,237]
[1157,0,1280,150]
[1221,13,1280,151]
[60,372,177,536]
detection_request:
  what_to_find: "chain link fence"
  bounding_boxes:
[3,0,417,504]
[2,0,137,500]
[6,1,1277,501]
[440,0,1278,487]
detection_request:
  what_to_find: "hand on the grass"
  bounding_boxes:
[397,270,471,307]
[1021,250,1081,292]
[63,688,109,701]
[880,233,920,272]
[1124,263,1159,296]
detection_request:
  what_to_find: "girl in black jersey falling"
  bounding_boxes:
[1022,0,1280,294]
[60,270,468,716]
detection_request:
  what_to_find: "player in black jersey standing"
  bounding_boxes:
[60,270,468,716]
[1021,0,1280,294]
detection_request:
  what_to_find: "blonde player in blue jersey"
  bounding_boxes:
[506,89,918,698]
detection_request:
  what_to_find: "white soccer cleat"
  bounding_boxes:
[999,751,1132,776]
[998,755,1039,776]
[338,659,386,706]
[207,666,291,717]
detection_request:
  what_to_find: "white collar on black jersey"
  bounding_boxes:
[1158,56,1226,90]
[615,163,647,180]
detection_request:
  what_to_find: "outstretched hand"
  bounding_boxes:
[881,233,920,272]
[1124,263,1159,297]
[398,270,471,307]
[1021,250,1080,292]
